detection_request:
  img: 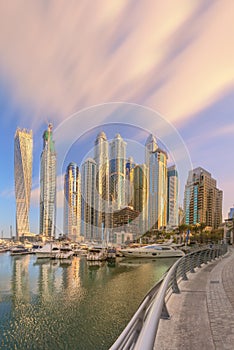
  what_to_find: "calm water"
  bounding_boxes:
[0,253,176,350]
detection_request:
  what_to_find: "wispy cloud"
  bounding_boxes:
[0,187,14,199]
[0,1,233,128]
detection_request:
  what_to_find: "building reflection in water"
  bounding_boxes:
[11,255,31,303]
[11,256,83,304]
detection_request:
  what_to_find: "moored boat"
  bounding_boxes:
[10,245,30,256]
[54,245,74,259]
[0,245,8,253]
[35,243,60,259]
[107,247,116,260]
[119,244,185,258]
[86,247,107,261]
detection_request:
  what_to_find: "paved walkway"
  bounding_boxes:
[154,247,234,350]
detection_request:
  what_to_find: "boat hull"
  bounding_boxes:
[119,249,184,258]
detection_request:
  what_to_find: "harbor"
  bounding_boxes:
[0,249,177,350]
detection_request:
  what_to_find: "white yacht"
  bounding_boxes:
[35,243,60,259]
[119,244,185,258]
[55,245,74,259]
[86,247,107,261]
[10,245,29,256]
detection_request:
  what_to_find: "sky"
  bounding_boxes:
[0,0,234,237]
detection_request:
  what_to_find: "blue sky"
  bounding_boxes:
[0,1,234,237]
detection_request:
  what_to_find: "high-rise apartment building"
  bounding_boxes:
[125,156,135,207]
[228,207,234,219]
[109,134,126,209]
[94,132,109,235]
[39,124,56,238]
[167,165,179,228]
[184,167,222,229]
[64,162,81,241]
[14,128,33,239]
[81,158,97,240]
[133,164,148,233]
[145,134,168,231]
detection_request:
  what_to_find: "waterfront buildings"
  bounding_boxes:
[64,162,81,241]
[133,164,148,234]
[39,124,56,238]
[167,165,179,228]
[184,167,222,229]
[81,158,97,240]
[125,157,135,207]
[112,206,140,237]
[228,207,234,219]
[14,128,33,239]
[145,135,168,232]
[94,132,109,232]
[109,134,126,209]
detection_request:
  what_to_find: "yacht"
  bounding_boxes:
[35,243,60,259]
[0,245,8,253]
[86,247,107,261]
[119,244,185,258]
[54,245,74,259]
[10,245,29,256]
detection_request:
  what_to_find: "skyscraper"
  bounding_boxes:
[133,164,148,234]
[109,133,126,209]
[145,134,168,231]
[64,162,81,241]
[184,167,222,229]
[228,207,234,219]
[167,165,179,228]
[39,123,56,238]
[14,128,33,239]
[125,157,135,207]
[81,158,97,240]
[94,132,109,236]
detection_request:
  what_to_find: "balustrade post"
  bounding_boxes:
[189,253,195,273]
[161,301,170,320]
[182,256,188,280]
[172,265,180,294]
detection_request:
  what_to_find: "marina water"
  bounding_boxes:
[0,253,177,350]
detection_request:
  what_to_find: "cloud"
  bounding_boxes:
[1,0,233,128]
[0,187,14,199]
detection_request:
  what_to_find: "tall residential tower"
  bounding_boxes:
[145,135,168,231]
[39,124,56,238]
[81,158,97,240]
[14,128,33,239]
[184,167,222,229]
[64,162,81,241]
[109,134,126,209]
[167,165,179,228]
[94,132,109,237]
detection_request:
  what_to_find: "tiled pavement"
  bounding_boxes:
[154,247,234,350]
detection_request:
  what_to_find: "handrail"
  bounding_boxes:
[110,244,228,350]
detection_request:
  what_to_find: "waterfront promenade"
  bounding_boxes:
[155,247,234,350]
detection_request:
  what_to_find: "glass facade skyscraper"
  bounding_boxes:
[145,134,168,231]
[133,164,148,233]
[81,158,97,240]
[167,165,179,228]
[39,124,56,238]
[14,128,33,239]
[184,167,222,229]
[64,162,81,241]
[94,132,109,235]
[109,134,126,210]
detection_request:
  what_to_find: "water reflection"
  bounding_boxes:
[0,253,176,350]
